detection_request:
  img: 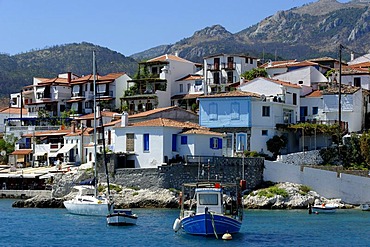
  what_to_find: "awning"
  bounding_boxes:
[57,144,76,154]
[34,152,47,156]
[48,152,58,158]
[11,149,32,155]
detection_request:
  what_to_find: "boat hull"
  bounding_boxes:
[360,204,370,211]
[63,200,110,216]
[107,210,138,226]
[312,206,337,214]
[181,213,241,236]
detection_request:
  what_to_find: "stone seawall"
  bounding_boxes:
[110,157,264,191]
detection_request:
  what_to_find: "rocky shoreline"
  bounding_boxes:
[12,182,355,210]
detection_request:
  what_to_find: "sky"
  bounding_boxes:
[0,0,351,56]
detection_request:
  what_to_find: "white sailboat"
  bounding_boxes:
[64,50,112,216]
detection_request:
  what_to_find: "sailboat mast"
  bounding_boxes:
[93,50,98,198]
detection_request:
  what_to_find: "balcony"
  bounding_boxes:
[207,64,220,71]
[221,62,236,70]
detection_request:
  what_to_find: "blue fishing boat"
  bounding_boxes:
[173,181,243,238]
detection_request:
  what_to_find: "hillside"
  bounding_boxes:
[0,42,138,99]
[131,0,370,62]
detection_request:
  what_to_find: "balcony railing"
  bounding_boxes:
[221,62,236,70]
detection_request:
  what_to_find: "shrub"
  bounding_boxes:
[132,192,139,196]
[299,185,312,195]
[257,185,288,198]
[109,184,122,193]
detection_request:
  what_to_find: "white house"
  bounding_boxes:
[203,54,257,94]
[113,115,223,168]
[122,54,198,114]
[273,66,328,93]
[171,74,204,110]
[26,72,77,117]
[300,85,364,133]
[69,72,131,115]
[341,66,370,90]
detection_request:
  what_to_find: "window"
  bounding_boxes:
[312,107,318,115]
[293,93,297,105]
[143,134,149,151]
[262,106,270,117]
[181,136,187,145]
[262,130,268,136]
[209,103,218,120]
[198,194,218,205]
[187,83,191,92]
[250,58,253,64]
[179,84,183,93]
[172,134,177,151]
[354,77,361,87]
[236,134,246,152]
[231,102,240,120]
[213,72,220,84]
[210,137,222,149]
[126,133,134,152]
[298,81,303,84]
[227,71,233,83]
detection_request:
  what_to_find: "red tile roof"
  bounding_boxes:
[147,54,194,64]
[176,74,203,81]
[0,107,28,114]
[22,129,71,137]
[305,90,323,97]
[259,60,297,68]
[75,111,118,120]
[128,106,197,119]
[180,129,224,136]
[130,118,201,128]
[70,72,126,84]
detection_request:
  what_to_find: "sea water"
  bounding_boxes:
[0,199,369,247]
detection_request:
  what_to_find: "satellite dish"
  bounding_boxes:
[0,150,6,156]
[261,94,266,101]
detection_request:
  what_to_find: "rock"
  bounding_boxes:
[12,195,65,208]
[243,182,352,209]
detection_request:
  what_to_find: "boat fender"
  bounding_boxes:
[222,232,232,240]
[173,218,182,232]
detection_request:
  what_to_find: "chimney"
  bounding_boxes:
[71,120,76,133]
[121,112,128,127]
[350,52,355,61]
[67,72,72,83]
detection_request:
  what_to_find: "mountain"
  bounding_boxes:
[131,0,370,62]
[0,42,138,99]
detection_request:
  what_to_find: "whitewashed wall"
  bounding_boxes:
[264,160,370,204]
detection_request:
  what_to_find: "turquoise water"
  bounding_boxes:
[0,199,369,246]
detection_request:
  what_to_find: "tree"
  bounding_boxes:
[241,68,267,80]
[266,135,287,159]
[0,134,18,164]
[359,131,370,168]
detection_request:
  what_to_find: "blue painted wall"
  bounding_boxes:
[199,97,251,128]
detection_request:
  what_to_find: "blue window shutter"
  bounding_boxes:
[210,138,213,149]
[181,136,187,145]
[143,134,149,151]
[172,134,177,151]
[218,138,222,149]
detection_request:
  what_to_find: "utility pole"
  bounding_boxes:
[338,44,343,155]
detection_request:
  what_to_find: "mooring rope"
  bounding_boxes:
[209,211,218,239]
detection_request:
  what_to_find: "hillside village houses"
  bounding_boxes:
[2,52,370,176]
